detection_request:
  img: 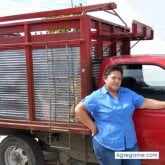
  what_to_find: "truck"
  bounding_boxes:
[0,2,164,165]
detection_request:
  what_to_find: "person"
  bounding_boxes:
[75,65,165,165]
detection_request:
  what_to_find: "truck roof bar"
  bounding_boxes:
[0,2,117,23]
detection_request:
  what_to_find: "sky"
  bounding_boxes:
[0,0,165,54]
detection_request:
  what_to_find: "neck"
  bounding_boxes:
[110,91,118,99]
[105,86,119,98]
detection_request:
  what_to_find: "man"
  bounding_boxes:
[75,65,165,165]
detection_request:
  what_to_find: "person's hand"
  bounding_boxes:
[91,124,98,136]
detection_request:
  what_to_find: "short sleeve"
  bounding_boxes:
[81,91,98,113]
[131,90,144,108]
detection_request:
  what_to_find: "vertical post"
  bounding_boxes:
[96,22,103,58]
[123,38,130,55]
[111,40,117,56]
[83,135,87,165]
[24,24,35,121]
[80,17,92,97]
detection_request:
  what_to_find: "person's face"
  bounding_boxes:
[104,70,122,92]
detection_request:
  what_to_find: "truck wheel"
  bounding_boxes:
[0,133,44,165]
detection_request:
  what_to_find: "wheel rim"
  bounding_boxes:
[4,145,28,165]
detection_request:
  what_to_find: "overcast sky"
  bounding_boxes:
[0,0,165,54]
[127,0,165,40]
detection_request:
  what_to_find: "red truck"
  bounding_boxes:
[0,2,164,165]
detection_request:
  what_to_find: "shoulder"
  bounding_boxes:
[82,86,106,101]
[119,87,144,105]
[88,86,104,97]
[119,87,133,93]
[119,87,139,96]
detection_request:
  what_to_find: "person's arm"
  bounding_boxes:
[75,102,97,136]
[140,98,165,109]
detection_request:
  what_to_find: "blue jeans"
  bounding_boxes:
[92,138,141,165]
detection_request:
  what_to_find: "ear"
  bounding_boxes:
[103,77,107,83]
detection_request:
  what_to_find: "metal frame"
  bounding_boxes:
[0,2,131,135]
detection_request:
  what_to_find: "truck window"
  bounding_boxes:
[121,64,165,100]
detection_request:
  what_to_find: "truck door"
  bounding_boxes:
[121,64,165,100]
[121,63,165,165]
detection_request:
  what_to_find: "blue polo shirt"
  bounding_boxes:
[82,86,144,150]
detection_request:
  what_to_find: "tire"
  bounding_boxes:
[0,133,44,165]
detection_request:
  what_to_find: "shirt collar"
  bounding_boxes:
[100,85,125,95]
[100,85,109,94]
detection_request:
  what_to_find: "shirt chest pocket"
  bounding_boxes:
[96,97,134,119]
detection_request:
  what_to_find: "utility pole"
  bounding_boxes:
[71,0,73,7]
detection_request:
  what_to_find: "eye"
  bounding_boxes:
[109,76,122,81]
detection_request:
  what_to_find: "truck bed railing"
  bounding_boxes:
[0,2,116,23]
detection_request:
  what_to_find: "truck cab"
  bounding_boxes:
[99,55,165,165]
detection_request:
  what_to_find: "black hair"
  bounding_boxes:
[104,65,123,79]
